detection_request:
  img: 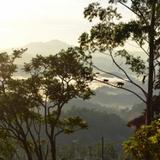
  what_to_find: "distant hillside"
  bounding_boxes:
[58,107,132,145]
[23,39,70,55]
[3,39,145,110]
[64,96,144,120]
[14,39,71,64]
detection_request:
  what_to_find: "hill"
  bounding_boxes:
[23,39,70,55]
[3,39,145,110]
[58,106,132,145]
[10,39,70,64]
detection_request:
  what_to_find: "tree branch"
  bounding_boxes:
[130,0,148,24]
[94,78,146,103]
[135,41,149,56]
[118,1,147,24]
[109,50,147,98]
[92,64,126,81]
[54,129,64,138]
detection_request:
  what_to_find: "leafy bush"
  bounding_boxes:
[123,120,160,160]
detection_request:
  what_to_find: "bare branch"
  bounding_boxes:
[135,41,149,56]
[45,144,49,160]
[118,1,147,24]
[109,50,147,98]
[54,129,64,138]
[92,64,126,81]
[94,78,146,103]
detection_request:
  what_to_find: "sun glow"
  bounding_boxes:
[0,0,134,49]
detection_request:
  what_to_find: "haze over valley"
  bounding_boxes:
[9,39,145,114]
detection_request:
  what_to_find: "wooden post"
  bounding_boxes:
[101,136,104,160]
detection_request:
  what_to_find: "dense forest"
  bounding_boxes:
[0,0,160,160]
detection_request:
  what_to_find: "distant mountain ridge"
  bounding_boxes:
[10,39,71,64]
[23,39,70,55]
[2,39,144,110]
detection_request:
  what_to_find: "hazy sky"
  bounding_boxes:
[0,0,134,49]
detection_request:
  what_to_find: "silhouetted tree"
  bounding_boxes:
[0,47,93,160]
[79,0,160,125]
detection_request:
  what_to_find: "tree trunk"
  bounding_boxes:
[50,138,56,160]
[146,0,156,125]
[23,143,33,160]
[38,146,44,160]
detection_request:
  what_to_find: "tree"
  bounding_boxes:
[0,47,93,160]
[24,47,93,160]
[123,119,160,160]
[79,0,160,125]
[0,130,17,160]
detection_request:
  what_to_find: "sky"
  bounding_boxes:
[0,0,135,49]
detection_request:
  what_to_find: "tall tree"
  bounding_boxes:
[0,47,93,160]
[79,0,160,125]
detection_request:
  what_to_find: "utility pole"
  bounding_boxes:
[101,136,104,160]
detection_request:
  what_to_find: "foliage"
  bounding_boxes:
[79,0,159,78]
[79,0,160,126]
[0,47,93,160]
[123,120,160,160]
[0,130,16,160]
[79,1,160,159]
[56,106,132,159]
[58,116,88,134]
